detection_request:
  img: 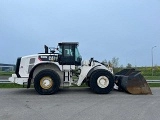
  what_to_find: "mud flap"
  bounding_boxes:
[115,69,152,95]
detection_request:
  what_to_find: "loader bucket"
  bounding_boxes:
[115,69,152,95]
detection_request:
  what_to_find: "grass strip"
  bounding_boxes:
[0,83,23,88]
[144,76,160,80]
[149,83,160,87]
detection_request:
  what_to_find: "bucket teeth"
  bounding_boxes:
[115,69,152,95]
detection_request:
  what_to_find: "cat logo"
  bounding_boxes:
[49,56,54,61]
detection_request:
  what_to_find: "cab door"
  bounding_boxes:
[59,44,75,65]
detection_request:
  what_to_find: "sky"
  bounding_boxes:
[0,0,160,67]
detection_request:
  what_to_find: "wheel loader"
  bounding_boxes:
[9,42,152,95]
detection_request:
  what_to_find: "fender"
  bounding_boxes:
[27,62,61,88]
[77,60,110,86]
[77,65,101,86]
[86,65,101,79]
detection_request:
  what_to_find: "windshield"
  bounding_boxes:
[75,47,82,62]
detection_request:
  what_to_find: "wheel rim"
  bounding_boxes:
[40,76,53,89]
[97,76,109,88]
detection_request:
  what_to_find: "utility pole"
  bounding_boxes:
[152,46,156,76]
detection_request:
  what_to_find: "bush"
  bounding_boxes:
[137,67,160,76]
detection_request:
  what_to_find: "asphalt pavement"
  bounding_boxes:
[0,87,160,120]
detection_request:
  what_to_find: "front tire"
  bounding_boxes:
[90,69,114,94]
[34,69,60,95]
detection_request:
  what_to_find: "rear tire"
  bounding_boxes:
[90,69,114,94]
[34,69,60,95]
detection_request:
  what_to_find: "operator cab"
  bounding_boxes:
[58,42,82,65]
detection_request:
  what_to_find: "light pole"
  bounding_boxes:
[152,46,156,76]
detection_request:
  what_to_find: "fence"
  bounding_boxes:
[0,66,14,71]
[0,80,11,83]
[146,80,160,84]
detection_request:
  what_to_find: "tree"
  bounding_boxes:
[108,60,112,67]
[126,63,132,68]
[102,59,108,66]
[120,65,124,69]
[111,57,119,68]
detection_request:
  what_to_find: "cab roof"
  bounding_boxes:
[58,42,79,46]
